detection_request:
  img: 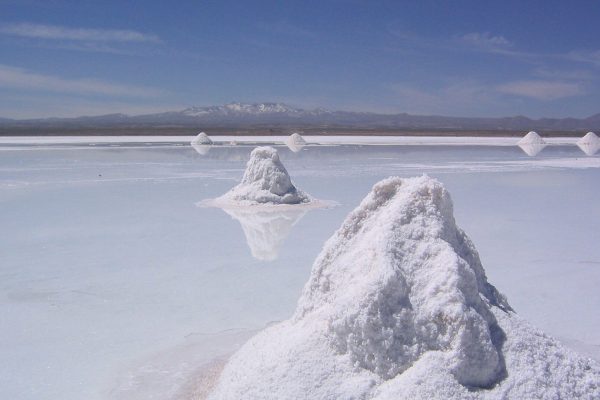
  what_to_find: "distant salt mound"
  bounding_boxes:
[215,146,311,206]
[517,131,546,156]
[208,176,600,400]
[191,132,213,145]
[285,133,307,153]
[577,132,600,156]
[517,131,545,145]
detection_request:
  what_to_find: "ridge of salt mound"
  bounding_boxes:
[191,132,213,145]
[285,133,307,153]
[216,146,311,205]
[517,131,545,145]
[208,176,600,400]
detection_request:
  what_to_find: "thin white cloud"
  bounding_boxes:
[497,80,583,100]
[565,49,600,66]
[0,94,184,119]
[459,32,512,49]
[0,22,161,43]
[532,67,595,81]
[0,64,163,97]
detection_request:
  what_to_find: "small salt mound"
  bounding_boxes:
[208,176,600,400]
[191,132,213,145]
[217,146,311,205]
[577,132,600,156]
[285,133,306,153]
[517,131,545,145]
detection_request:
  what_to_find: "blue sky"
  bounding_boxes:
[1,0,599,119]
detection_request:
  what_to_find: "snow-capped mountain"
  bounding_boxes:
[181,102,316,117]
[1,102,599,132]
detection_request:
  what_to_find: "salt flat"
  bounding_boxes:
[1,143,599,399]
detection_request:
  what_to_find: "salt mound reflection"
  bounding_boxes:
[518,142,546,156]
[222,207,308,261]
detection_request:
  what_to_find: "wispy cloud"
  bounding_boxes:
[459,32,512,50]
[0,22,161,43]
[532,67,595,81]
[496,80,583,100]
[565,49,600,66]
[0,64,163,97]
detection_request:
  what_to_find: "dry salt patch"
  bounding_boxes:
[207,175,600,400]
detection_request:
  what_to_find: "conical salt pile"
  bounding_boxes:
[208,176,600,400]
[517,131,545,145]
[285,133,307,153]
[191,132,213,145]
[577,132,600,156]
[216,146,311,205]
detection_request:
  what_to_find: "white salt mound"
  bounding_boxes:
[208,176,600,400]
[216,146,311,205]
[578,132,599,145]
[191,132,213,145]
[517,131,545,145]
[577,132,600,156]
[285,133,307,153]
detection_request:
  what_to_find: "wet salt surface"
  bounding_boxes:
[1,144,599,399]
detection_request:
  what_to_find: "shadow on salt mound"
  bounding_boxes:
[221,207,308,261]
[207,175,600,400]
[577,132,600,156]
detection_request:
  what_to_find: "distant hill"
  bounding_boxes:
[1,102,599,133]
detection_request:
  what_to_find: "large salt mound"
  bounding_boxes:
[208,176,600,400]
[216,146,311,205]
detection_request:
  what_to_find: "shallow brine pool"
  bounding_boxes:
[1,143,599,400]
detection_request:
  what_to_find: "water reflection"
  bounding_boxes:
[577,142,600,156]
[518,143,546,157]
[221,207,309,261]
[191,143,212,156]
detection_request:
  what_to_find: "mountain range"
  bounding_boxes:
[2,102,599,132]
